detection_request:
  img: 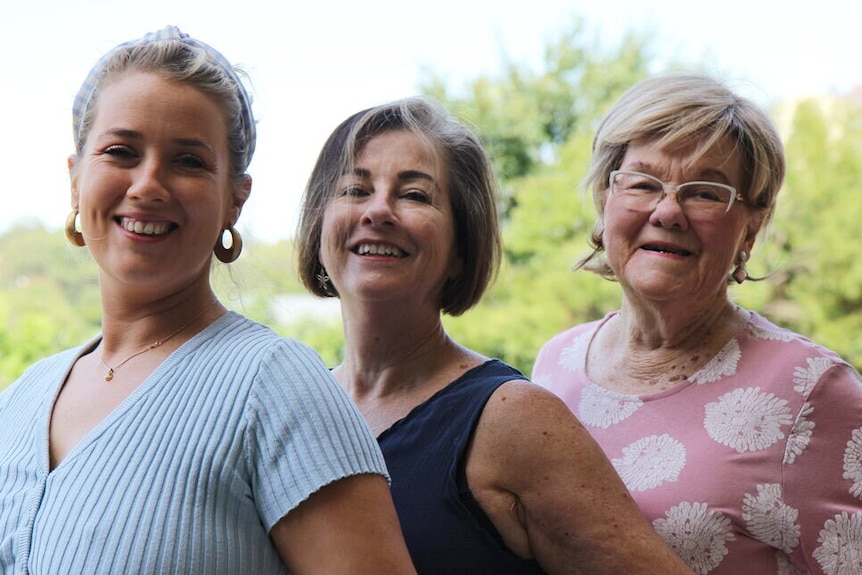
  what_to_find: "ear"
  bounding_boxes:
[742,210,765,254]
[227,174,252,226]
[68,155,80,208]
[447,252,465,282]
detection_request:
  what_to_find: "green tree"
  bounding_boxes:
[748,94,862,368]
[434,22,660,374]
[0,222,101,388]
[422,21,652,211]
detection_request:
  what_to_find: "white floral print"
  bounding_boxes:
[792,356,834,396]
[653,502,734,574]
[704,387,793,453]
[558,332,590,373]
[742,483,801,553]
[813,511,862,574]
[748,322,794,342]
[578,385,642,429]
[843,428,862,498]
[784,402,815,464]
[612,434,686,492]
[690,338,741,384]
[532,311,862,573]
[531,373,553,391]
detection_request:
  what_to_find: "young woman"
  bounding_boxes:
[0,26,415,575]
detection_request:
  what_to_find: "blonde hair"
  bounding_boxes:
[579,73,785,279]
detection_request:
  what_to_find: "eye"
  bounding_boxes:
[340,185,368,198]
[615,172,662,193]
[632,180,661,192]
[102,144,137,159]
[176,154,207,170]
[684,184,731,203]
[402,188,431,203]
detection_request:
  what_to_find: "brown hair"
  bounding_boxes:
[296,96,500,316]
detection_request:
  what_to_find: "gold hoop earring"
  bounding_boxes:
[65,209,85,247]
[731,250,749,284]
[214,226,242,263]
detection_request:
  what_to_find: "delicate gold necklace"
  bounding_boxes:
[98,299,220,381]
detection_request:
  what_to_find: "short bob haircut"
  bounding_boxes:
[296,96,500,317]
[579,73,786,280]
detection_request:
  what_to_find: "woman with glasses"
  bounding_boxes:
[533,73,862,574]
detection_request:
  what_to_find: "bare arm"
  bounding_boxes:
[271,473,417,575]
[467,381,694,575]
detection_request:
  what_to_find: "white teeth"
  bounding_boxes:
[356,243,404,257]
[121,219,171,236]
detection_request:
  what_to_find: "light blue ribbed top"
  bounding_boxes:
[0,312,387,574]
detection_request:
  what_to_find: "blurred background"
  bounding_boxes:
[1,0,859,388]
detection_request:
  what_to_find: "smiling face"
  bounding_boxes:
[69,72,246,296]
[318,129,462,311]
[602,136,762,306]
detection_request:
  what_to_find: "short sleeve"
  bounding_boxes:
[782,362,862,572]
[245,338,388,530]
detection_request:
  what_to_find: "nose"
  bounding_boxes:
[360,191,396,226]
[649,187,689,230]
[127,157,170,202]
[656,185,684,206]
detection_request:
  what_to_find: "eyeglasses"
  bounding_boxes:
[609,170,746,218]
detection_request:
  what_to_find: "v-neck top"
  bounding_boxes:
[0,312,387,574]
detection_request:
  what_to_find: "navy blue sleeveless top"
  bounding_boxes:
[378,360,547,574]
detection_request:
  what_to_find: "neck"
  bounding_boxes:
[618,295,736,350]
[99,287,224,357]
[336,299,479,398]
[591,298,742,392]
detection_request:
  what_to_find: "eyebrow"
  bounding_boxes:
[351,167,438,185]
[96,128,142,141]
[96,128,215,152]
[625,162,732,185]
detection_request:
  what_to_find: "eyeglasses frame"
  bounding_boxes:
[609,169,747,214]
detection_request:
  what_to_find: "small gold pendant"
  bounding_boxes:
[105,368,114,382]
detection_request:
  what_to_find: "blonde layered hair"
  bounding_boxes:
[580,73,785,279]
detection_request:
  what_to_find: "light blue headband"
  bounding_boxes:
[72,25,256,171]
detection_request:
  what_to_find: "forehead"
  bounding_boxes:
[355,129,442,168]
[90,72,229,143]
[622,135,743,183]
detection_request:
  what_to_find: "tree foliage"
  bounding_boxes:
[748,95,862,363]
[0,222,101,385]
[435,22,657,374]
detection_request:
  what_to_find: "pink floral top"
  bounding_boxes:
[532,308,862,575]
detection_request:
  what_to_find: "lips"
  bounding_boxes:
[352,243,407,257]
[642,244,692,256]
[119,217,175,236]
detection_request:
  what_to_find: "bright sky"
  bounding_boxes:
[1,0,858,243]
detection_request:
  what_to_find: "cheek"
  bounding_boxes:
[602,206,641,243]
[318,210,346,267]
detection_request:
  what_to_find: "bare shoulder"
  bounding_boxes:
[472,379,606,488]
[482,378,572,416]
[467,379,695,574]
